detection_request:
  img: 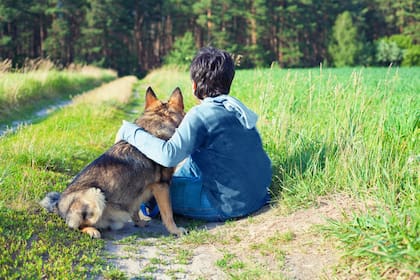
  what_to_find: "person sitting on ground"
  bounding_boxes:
[116,46,272,222]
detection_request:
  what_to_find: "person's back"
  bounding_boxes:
[182,95,272,219]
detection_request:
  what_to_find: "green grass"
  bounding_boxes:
[0,100,133,206]
[0,205,106,279]
[0,66,418,278]
[216,252,245,270]
[0,68,116,125]
[0,74,138,278]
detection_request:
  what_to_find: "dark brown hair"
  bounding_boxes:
[190,47,235,99]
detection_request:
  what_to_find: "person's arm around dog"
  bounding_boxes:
[117,47,272,222]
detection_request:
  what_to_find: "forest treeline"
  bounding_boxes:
[0,0,419,75]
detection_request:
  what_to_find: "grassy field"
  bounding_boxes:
[0,75,137,278]
[0,66,116,126]
[138,66,420,277]
[0,66,418,278]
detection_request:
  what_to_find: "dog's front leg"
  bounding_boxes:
[150,182,186,236]
[130,191,152,227]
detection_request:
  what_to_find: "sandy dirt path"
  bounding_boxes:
[0,75,138,136]
[99,194,362,279]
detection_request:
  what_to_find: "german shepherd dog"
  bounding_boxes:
[40,87,186,238]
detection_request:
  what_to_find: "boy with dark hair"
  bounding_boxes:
[117,47,272,222]
[190,47,235,99]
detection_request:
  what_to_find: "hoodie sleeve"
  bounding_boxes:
[118,107,206,167]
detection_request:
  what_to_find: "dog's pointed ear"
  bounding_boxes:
[145,87,158,109]
[168,87,184,111]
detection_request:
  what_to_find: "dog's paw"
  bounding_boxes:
[173,226,188,237]
[81,227,101,239]
[133,219,148,228]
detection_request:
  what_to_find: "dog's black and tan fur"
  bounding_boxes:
[40,87,186,238]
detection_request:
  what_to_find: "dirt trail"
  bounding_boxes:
[100,194,362,279]
[0,76,138,136]
[72,75,138,105]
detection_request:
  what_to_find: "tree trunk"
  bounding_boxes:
[250,3,257,45]
[207,7,212,42]
[134,7,144,71]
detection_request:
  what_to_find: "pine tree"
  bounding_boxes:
[328,11,364,67]
[0,0,49,64]
[79,0,136,75]
[164,32,196,68]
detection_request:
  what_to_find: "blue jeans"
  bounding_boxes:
[170,158,226,222]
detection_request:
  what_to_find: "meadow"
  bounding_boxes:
[0,64,116,126]
[0,66,418,278]
[143,66,420,276]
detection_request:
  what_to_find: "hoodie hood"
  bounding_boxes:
[203,95,258,129]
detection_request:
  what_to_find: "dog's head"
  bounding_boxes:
[58,188,106,230]
[136,87,185,140]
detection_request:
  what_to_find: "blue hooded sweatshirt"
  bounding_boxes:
[118,95,272,219]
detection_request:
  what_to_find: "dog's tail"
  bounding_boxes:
[39,192,61,213]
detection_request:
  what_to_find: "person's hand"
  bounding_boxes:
[115,120,141,143]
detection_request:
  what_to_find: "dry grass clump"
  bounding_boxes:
[0,61,117,123]
[67,63,117,78]
[0,59,12,73]
[72,76,137,105]
[0,58,117,77]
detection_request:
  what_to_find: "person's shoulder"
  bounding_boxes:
[189,101,222,114]
[184,102,225,126]
[185,104,201,115]
[183,104,207,122]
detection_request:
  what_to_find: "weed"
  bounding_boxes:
[114,235,138,245]
[102,267,128,280]
[166,267,187,278]
[149,257,167,265]
[134,274,154,280]
[216,253,245,270]
[180,228,219,245]
[175,249,193,265]
[268,230,295,243]
[141,263,159,273]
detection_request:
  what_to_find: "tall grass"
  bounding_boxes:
[138,66,419,277]
[0,65,117,125]
[241,67,419,277]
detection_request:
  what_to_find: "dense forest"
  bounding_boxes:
[0,0,419,75]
